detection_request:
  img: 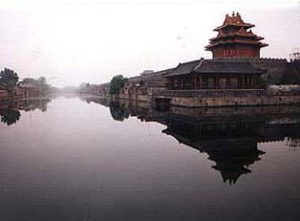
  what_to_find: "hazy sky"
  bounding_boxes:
[0,0,299,87]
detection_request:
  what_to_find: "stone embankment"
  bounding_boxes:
[168,95,300,107]
[117,88,300,108]
[0,87,46,102]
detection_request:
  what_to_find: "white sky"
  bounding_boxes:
[0,0,299,87]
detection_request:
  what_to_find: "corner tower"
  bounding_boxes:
[205,12,268,58]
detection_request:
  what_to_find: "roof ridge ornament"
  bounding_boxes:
[193,58,205,71]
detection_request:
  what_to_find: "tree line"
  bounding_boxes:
[0,68,51,91]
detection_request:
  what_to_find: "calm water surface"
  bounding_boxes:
[0,96,300,221]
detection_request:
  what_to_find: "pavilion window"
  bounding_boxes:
[196,76,201,89]
[184,77,192,89]
[181,79,184,89]
[230,78,238,88]
[179,79,182,89]
[173,79,179,89]
[244,77,248,88]
[202,77,208,89]
[254,77,259,88]
[219,78,227,89]
[185,78,190,88]
[226,78,231,88]
[208,78,215,89]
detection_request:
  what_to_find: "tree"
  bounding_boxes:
[0,109,21,126]
[109,75,127,95]
[0,68,19,89]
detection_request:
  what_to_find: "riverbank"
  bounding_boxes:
[0,86,54,103]
[166,94,300,107]
[116,92,300,108]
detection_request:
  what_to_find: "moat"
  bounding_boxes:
[0,96,300,221]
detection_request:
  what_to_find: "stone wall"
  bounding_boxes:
[119,89,300,108]
[281,61,300,84]
[250,58,288,84]
[119,94,152,103]
[169,95,300,107]
[215,57,299,85]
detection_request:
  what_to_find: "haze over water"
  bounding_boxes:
[0,96,300,220]
[0,0,299,87]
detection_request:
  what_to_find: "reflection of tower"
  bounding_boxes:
[206,138,265,184]
[162,114,265,184]
[105,101,300,185]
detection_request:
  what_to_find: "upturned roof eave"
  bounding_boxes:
[213,23,255,31]
[205,42,269,49]
[209,34,263,42]
[195,71,263,74]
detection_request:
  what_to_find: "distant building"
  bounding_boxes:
[18,78,42,97]
[7,86,26,99]
[18,78,37,88]
[79,83,109,97]
[121,68,173,100]
[140,70,155,76]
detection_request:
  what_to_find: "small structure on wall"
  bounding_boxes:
[289,49,300,62]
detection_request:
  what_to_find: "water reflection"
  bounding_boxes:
[1,96,299,220]
[3,95,300,185]
[0,109,20,125]
[110,102,130,121]
[162,117,266,184]
[0,98,52,125]
[88,97,300,184]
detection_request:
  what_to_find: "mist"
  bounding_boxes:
[0,0,299,87]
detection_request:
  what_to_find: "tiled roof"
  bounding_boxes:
[128,68,174,83]
[214,12,254,31]
[209,29,263,42]
[196,59,264,74]
[165,59,201,77]
[206,40,268,49]
[166,59,264,77]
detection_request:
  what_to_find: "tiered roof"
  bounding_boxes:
[205,12,268,51]
[213,12,254,31]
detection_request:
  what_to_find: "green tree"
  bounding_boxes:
[0,68,19,89]
[109,75,127,95]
